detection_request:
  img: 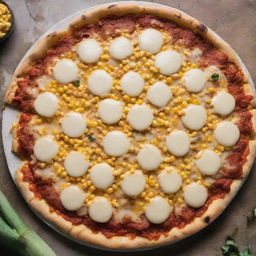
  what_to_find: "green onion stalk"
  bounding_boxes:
[0,190,57,256]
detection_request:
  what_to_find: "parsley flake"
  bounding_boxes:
[72,80,80,87]
[211,73,219,81]
[87,135,95,142]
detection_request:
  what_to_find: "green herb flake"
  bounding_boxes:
[247,207,256,225]
[72,80,80,87]
[241,247,253,256]
[211,73,219,81]
[221,237,252,256]
[87,135,95,142]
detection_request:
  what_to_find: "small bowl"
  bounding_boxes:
[0,0,15,43]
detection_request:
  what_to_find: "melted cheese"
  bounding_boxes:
[60,186,86,211]
[182,105,207,130]
[138,28,164,54]
[87,69,113,96]
[214,121,240,147]
[120,71,145,96]
[34,137,59,162]
[212,91,235,116]
[53,59,78,84]
[61,112,86,138]
[109,36,133,60]
[98,99,123,124]
[103,131,130,156]
[77,39,103,63]
[127,104,153,131]
[184,182,208,208]
[64,151,89,177]
[90,163,114,190]
[184,68,206,92]
[196,149,221,175]
[154,50,183,75]
[158,168,182,193]
[88,197,113,223]
[121,170,146,196]
[137,144,162,170]
[145,196,172,224]
[147,82,172,107]
[166,130,190,156]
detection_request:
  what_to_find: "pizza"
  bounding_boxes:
[4,3,256,249]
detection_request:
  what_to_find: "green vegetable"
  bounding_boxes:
[221,237,252,256]
[0,190,57,256]
[247,207,256,225]
[72,80,80,87]
[211,73,219,81]
[87,134,95,142]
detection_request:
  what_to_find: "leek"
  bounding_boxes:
[0,190,57,256]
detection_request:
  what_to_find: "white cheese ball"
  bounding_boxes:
[184,183,208,208]
[77,39,103,63]
[137,144,163,171]
[87,69,113,96]
[212,91,235,116]
[158,168,182,193]
[184,68,206,93]
[147,82,172,107]
[60,186,86,211]
[154,50,183,75]
[120,71,145,97]
[139,28,164,54]
[109,36,133,60]
[34,92,59,117]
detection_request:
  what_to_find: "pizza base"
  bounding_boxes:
[7,3,256,249]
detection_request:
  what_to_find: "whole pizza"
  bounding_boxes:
[4,3,256,249]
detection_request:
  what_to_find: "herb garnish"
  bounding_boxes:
[221,237,252,256]
[247,207,256,225]
[72,80,80,87]
[211,73,219,81]
[87,134,96,142]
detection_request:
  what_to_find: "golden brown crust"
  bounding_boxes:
[242,140,256,178]
[7,3,256,249]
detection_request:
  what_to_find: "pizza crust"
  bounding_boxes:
[7,2,256,249]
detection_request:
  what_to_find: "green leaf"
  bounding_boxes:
[72,80,80,87]
[247,207,256,225]
[87,134,95,142]
[240,247,253,256]
[211,73,219,81]
[222,237,240,256]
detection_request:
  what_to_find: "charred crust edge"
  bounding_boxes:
[204,216,210,223]
[197,23,208,33]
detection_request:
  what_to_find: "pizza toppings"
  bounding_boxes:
[147,82,172,107]
[61,112,87,138]
[87,69,113,96]
[184,68,206,92]
[214,121,240,147]
[212,91,235,116]
[103,131,130,156]
[98,99,123,124]
[184,182,208,208]
[109,36,133,60]
[89,163,114,190]
[64,151,89,177]
[154,50,182,75]
[166,130,190,156]
[53,59,79,84]
[145,196,172,224]
[127,104,153,131]
[196,149,221,175]
[158,168,182,193]
[77,39,103,63]
[88,197,113,223]
[137,144,162,170]
[34,92,59,117]
[120,71,145,97]
[60,185,86,211]
[121,170,146,196]
[33,137,59,162]
[138,28,164,54]
[182,105,207,130]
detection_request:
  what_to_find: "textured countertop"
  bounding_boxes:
[0,0,255,255]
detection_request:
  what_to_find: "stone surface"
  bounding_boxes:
[0,0,255,255]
